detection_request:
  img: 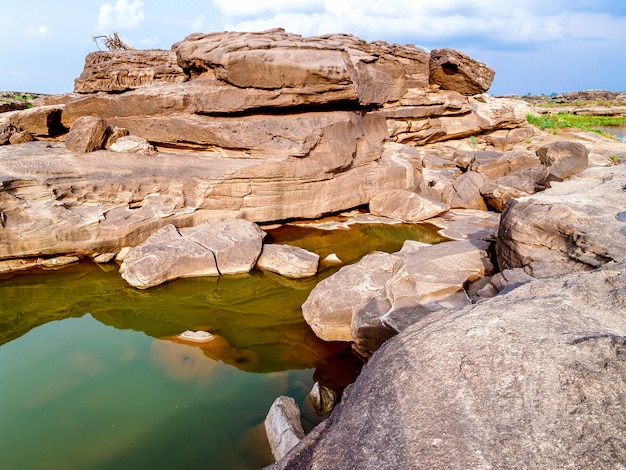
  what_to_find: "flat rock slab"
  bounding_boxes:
[256,244,319,278]
[120,219,265,289]
[271,261,626,469]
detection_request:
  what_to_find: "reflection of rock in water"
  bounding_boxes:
[150,339,227,384]
[162,332,260,372]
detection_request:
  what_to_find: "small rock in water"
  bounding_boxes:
[178,330,214,342]
[307,382,337,416]
[321,253,342,265]
[41,256,80,268]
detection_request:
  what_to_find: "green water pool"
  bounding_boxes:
[0,220,446,469]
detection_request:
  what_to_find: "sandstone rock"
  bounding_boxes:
[264,396,305,462]
[479,167,548,212]
[427,208,501,241]
[40,255,80,268]
[65,116,108,153]
[103,125,129,149]
[429,48,495,95]
[469,150,542,181]
[172,29,428,106]
[180,219,265,275]
[5,104,65,137]
[497,163,626,277]
[469,267,534,303]
[108,135,157,156]
[536,140,589,182]
[92,252,116,263]
[271,262,626,469]
[120,224,219,289]
[74,50,187,93]
[256,244,319,279]
[441,170,487,210]
[302,251,398,342]
[8,130,33,145]
[0,123,17,145]
[369,189,450,222]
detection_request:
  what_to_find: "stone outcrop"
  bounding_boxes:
[302,239,493,349]
[429,48,496,96]
[536,140,589,182]
[119,219,265,288]
[270,261,626,469]
[496,163,626,278]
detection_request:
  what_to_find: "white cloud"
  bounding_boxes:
[212,0,618,47]
[191,14,206,32]
[97,0,145,31]
[25,25,49,38]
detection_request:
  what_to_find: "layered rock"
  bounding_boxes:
[270,261,626,469]
[74,49,187,93]
[0,140,418,261]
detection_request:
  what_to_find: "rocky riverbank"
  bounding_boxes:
[1,29,625,468]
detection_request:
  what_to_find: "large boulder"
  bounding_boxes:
[497,163,626,277]
[120,219,265,288]
[536,140,589,182]
[65,116,108,153]
[302,239,493,349]
[270,261,626,469]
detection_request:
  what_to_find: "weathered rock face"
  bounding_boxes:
[0,140,418,260]
[270,261,626,469]
[172,29,427,106]
[536,140,589,182]
[74,50,187,93]
[497,163,626,277]
[429,48,496,96]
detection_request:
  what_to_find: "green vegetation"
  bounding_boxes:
[469,135,478,149]
[526,113,626,137]
[10,92,33,102]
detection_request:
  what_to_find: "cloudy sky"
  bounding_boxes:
[1,0,625,96]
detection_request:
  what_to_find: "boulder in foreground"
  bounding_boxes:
[270,261,626,469]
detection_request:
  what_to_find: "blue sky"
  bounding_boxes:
[1,0,625,96]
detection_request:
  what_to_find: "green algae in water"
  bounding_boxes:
[0,220,445,469]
